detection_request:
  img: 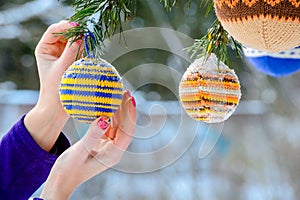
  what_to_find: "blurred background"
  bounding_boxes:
[1,0,300,199]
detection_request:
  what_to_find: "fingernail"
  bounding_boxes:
[131,96,136,108]
[97,116,111,130]
[127,90,131,96]
[75,39,82,45]
[69,21,80,27]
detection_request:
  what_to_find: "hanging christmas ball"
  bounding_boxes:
[59,57,123,123]
[214,0,300,52]
[243,46,300,77]
[179,54,241,123]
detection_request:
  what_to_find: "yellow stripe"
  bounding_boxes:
[181,79,240,89]
[68,110,114,117]
[181,95,239,104]
[71,64,116,71]
[194,117,215,122]
[60,94,122,104]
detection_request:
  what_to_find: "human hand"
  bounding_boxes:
[40,90,136,199]
[24,21,83,151]
[35,20,82,110]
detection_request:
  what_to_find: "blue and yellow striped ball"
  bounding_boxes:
[59,57,123,123]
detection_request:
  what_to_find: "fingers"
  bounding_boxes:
[113,91,137,150]
[106,90,131,139]
[37,20,73,46]
[55,39,84,74]
[35,20,82,69]
[81,118,109,151]
[81,91,136,169]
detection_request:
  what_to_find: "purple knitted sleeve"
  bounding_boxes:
[0,115,71,200]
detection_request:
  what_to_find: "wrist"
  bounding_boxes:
[35,99,68,121]
[41,172,77,200]
[24,102,69,152]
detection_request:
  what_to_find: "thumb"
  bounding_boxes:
[56,39,83,74]
[80,117,109,151]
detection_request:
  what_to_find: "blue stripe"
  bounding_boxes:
[64,73,121,82]
[63,103,119,110]
[60,90,123,99]
[60,84,123,91]
[65,105,117,113]
[62,100,120,108]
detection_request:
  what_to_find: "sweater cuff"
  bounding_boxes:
[16,115,71,162]
[49,131,71,156]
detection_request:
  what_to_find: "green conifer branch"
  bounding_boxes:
[58,0,136,54]
[59,0,242,67]
[185,20,242,66]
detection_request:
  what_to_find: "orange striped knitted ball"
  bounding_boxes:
[214,0,300,52]
[179,54,241,123]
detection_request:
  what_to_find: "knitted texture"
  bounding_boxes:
[59,57,123,123]
[244,46,300,77]
[179,54,241,123]
[214,0,300,52]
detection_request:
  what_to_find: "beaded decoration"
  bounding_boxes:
[59,33,123,123]
[243,46,300,77]
[179,54,241,123]
[214,0,300,52]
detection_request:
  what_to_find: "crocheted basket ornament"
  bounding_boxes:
[214,0,300,52]
[179,54,241,123]
[59,57,123,123]
[243,46,300,77]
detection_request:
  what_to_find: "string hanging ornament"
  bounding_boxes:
[214,0,300,52]
[179,54,241,123]
[59,33,123,123]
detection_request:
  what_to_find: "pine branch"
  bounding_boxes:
[58,0,137,54]
[185,20,242,66]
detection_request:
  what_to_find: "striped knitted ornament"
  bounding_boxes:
[59,57,123,123]
[179,54,241,123]
[214,0,300,52]
[243,46,300,77]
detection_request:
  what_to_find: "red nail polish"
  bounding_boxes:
[75,39,82,45]
[131,96,136,107]
[69,21,80,27]
[97,116,111,130]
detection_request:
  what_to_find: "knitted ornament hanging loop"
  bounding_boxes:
[84,32,97,58]
[59,32,123,123]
